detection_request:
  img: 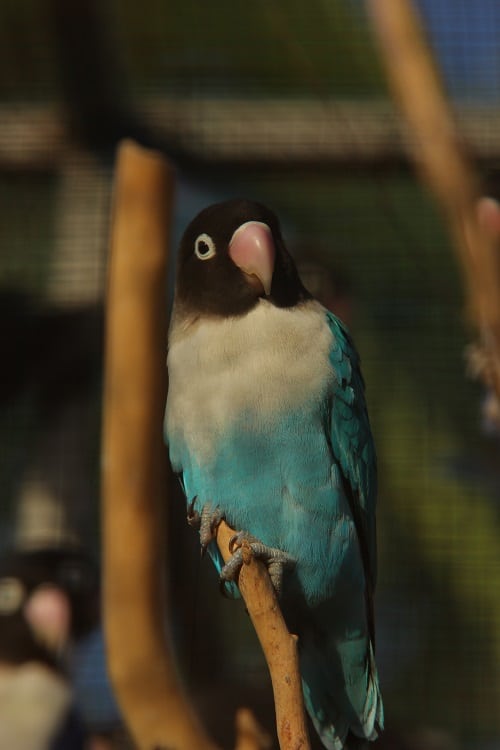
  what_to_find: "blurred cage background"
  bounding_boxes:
[0,1,500,749]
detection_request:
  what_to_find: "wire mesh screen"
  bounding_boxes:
[1,1,499,749]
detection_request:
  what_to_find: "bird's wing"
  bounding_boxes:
[326,311,378,640]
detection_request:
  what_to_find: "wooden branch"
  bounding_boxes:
[217,521,311,750]
[366,0,500,398]
[102,139,218,750]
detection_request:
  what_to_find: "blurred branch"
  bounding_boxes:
[366,0,500,400]
[102,140,218,750]
[217,521,311,750]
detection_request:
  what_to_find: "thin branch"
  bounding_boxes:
[217,521,311,750]
[366,0,500,399]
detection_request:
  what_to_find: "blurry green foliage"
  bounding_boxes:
[0,0,384,100]
[110,0,384,97]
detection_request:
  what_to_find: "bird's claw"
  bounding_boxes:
[220,531,295,595]
[199,504,225,553]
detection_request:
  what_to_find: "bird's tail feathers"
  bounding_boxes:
[353,642,384,740]
[301,635,383,750]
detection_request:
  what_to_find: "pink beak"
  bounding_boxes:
[228,221,275,296]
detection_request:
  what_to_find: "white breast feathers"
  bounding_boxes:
[166,299,334,463]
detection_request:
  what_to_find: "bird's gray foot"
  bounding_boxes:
[199,504,225,553]
[221,531,295,595]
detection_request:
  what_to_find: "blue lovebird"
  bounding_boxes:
[165,199,384,749]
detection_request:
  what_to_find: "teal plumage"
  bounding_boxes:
[165,199,383,749]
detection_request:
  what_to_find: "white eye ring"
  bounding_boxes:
[194,233,217,260]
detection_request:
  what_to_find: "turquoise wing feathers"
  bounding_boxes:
[327,311,377,595]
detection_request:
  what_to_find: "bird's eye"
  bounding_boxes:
[194,233,216,260]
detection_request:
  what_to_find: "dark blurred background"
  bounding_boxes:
[1,1,500,748]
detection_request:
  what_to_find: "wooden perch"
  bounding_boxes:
[217,521,311,750]
[366,0,500,400]
[102,140,218,750]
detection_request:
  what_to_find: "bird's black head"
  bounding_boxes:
[174,199,310,318]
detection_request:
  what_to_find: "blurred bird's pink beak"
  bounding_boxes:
[228,221,275,296]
